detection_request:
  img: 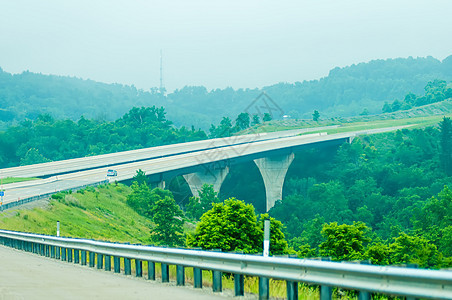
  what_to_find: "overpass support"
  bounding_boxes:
[254,153,295,211]
[183,167,229,198]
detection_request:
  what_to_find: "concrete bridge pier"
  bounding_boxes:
[183,167,229,198]
[157,180,166,189]
[254,153,295,211]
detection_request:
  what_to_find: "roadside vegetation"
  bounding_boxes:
[0,177,38,184]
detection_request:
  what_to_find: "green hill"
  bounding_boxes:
[1,55,452,130]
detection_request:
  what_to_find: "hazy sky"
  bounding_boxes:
[1,0,452,91]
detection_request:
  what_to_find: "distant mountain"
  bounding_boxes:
[1,55,451,130]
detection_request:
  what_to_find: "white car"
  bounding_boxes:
[106,169,118,176]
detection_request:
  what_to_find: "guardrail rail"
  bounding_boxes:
[0,229,451,299]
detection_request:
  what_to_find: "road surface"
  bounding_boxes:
[0,245,228,300]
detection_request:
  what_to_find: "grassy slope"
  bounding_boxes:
[0,184,153,244]
[1,177,39,185]
[247,99,452,133]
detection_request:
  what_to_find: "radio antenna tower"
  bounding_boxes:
[159,49,165,94]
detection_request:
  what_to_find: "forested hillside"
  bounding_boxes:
[1,55,451,130]
[0,107,206,168]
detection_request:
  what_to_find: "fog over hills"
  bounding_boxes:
[1,55,451,130]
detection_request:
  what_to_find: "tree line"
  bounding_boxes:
[2,55,452,130]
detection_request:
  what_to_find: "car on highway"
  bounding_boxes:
[106,169,118,176]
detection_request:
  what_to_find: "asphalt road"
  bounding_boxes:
[0,245,228,300]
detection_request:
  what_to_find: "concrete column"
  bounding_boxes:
[183,167,229,198]
[157,180,166,189]
[254,153,295,211]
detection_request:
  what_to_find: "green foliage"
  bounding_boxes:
[365,242,391,265]
[126,181,153,217]
[187,198,262,253]
[382,79,451,113]
[258,214,288,255]
[389,233,440,268]
[20,148,51,166]
[133,169,148,186]
[150,195,185,247]
[312,110,320,121]
[187,198,288,254]
[440,117,452,175]
[263,113,272,122]
[0,106,207,168]
[319,222,371,261]
[413,186,452,256]
[185,184,220,220]
[235,113,250,131]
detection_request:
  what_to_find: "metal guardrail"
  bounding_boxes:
[0,229,451,299]
[1,180,109,211]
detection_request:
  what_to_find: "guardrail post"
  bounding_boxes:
[406,264,419,300]
[194,268,202,288]
[176,265,185,286]
[147,261,155,280]
[40,244,45,256]
[62,247,68,261]
[67,248,73,263]
[50,246,55,258]
[135,259,142,277]
[124,258,131,275]
[234,274,244,296]
[161,263,169,282]
[320,257,332,300]
[81,250,87,265]
[105,255,111,271]
[358,261,371,300]
[259,277,270,300]
[287,281,298,300]
[89,252,95,267]
[114,257,121,273]
[45,245,50,257]
[74,249,80,264]
[212,270,222,292]
[97,254,103,269]
[55,246,60,259]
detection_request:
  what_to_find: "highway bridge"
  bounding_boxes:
[1,125,410,211]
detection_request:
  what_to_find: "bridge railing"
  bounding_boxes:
[0,229,451,300]
[1,180,109,211]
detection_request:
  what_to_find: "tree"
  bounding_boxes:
[389,233,440,268]
[126,181,153,217]
[251,114,260,126]
[133,169,148,186]
[365,242,391,265]
[319,222,371,261]
[20,148,51,166]
[439,117,452,175]
[263,113,272,122]
[312,110,320,121]
[382,102,392,113]
[150,195,185,247]
[127,184,173,218]
[391,99,402,112]
[187,198,262,253]
[185,184,220,220]
[235,113,250,131]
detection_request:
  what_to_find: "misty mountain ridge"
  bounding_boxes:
[1,55,451,130]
